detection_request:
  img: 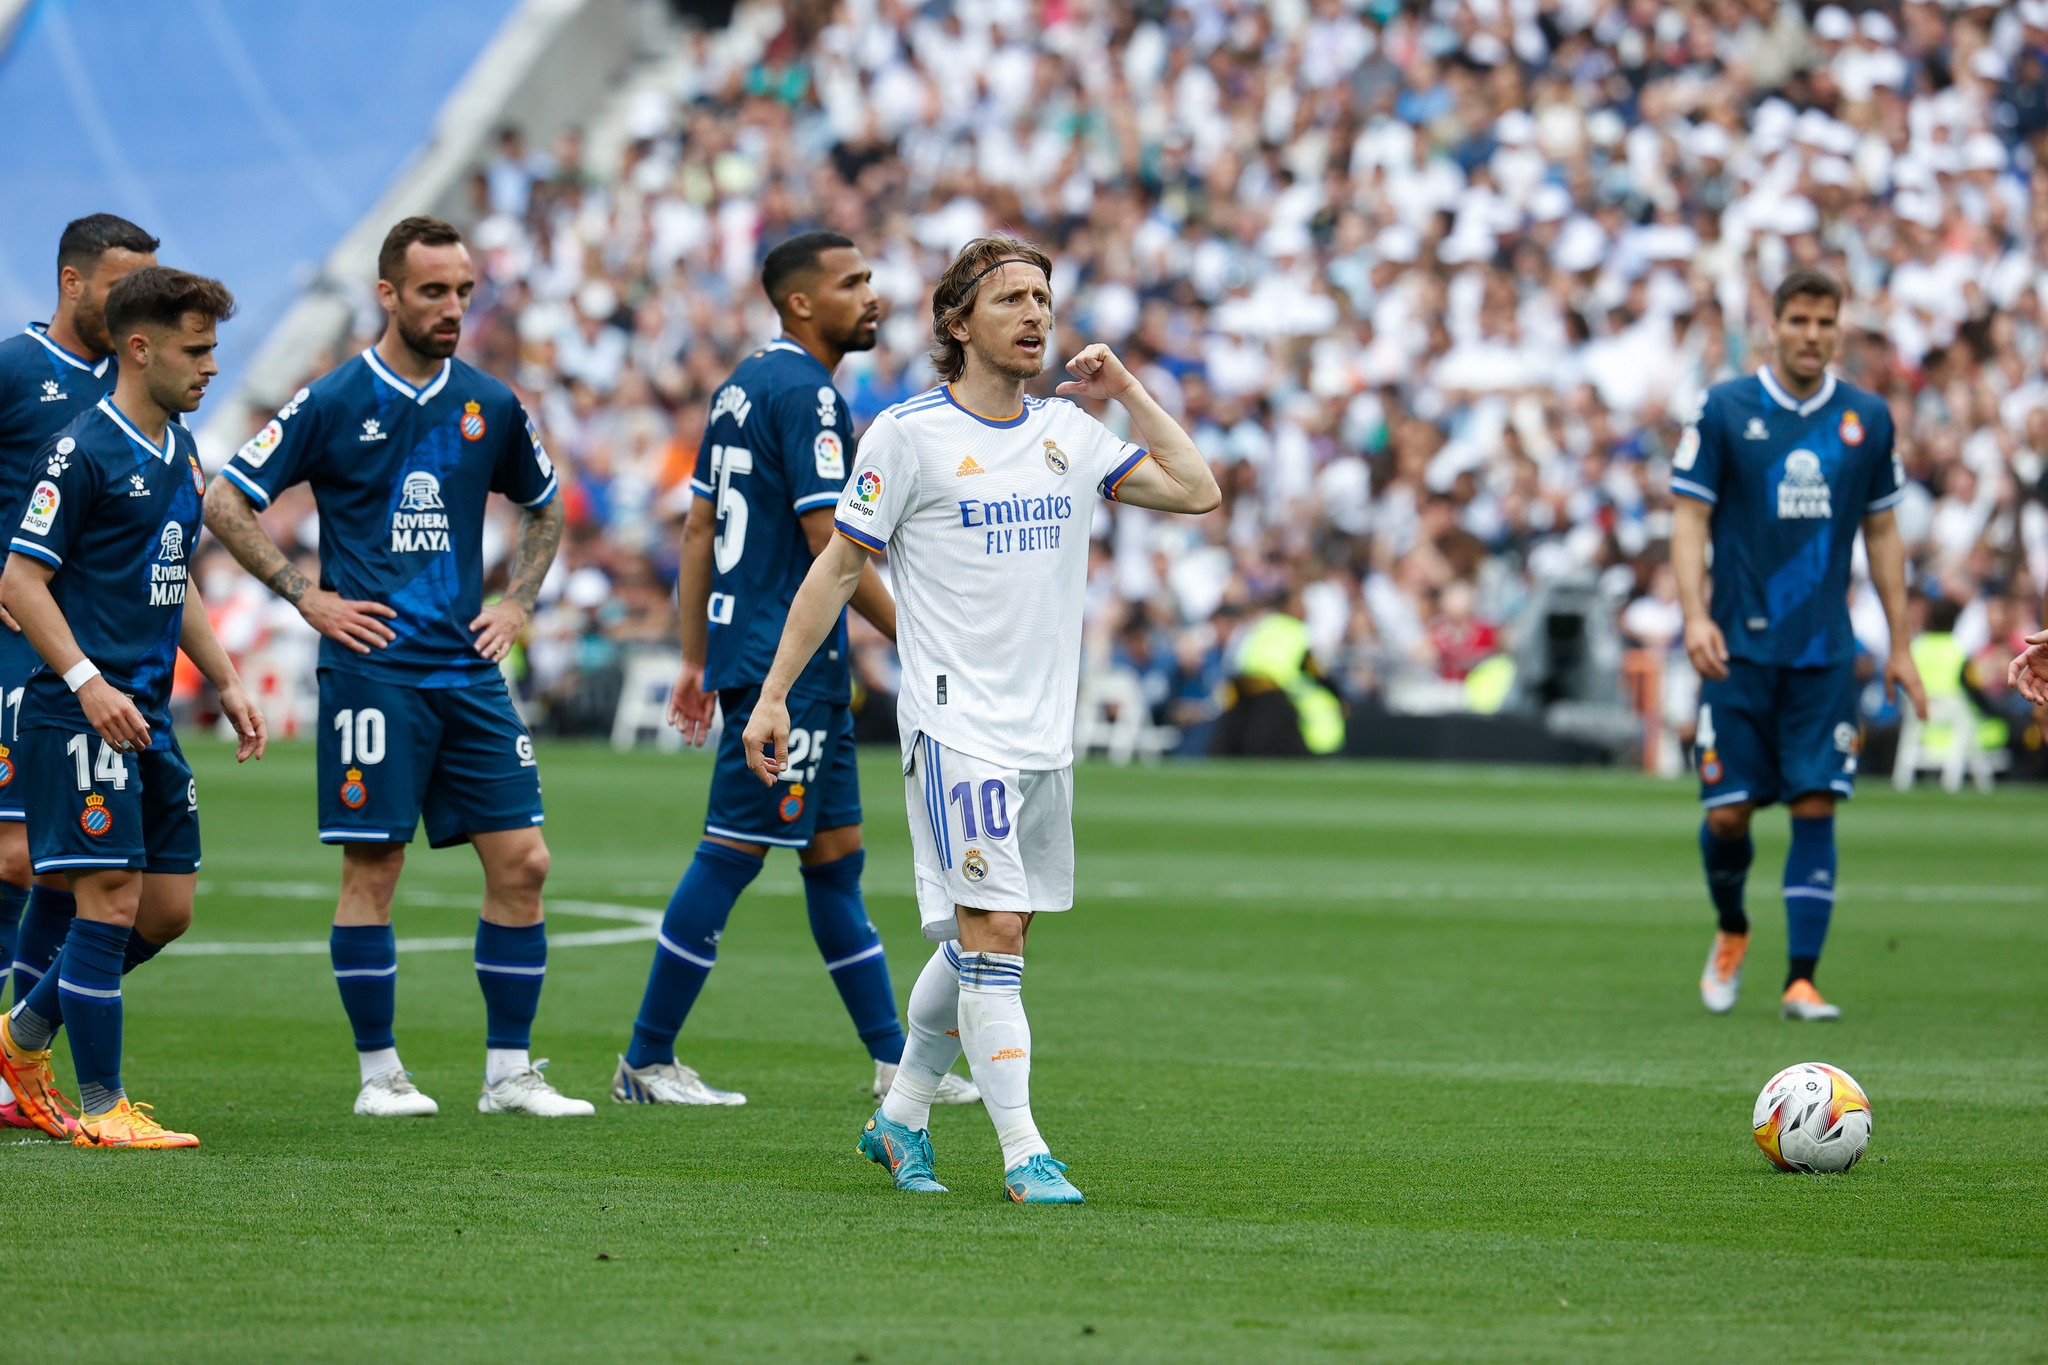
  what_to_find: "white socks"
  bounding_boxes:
[955,951,1047,1170]
[485,1048,531,1086]
[880,944,965,1131]
[358,1047,402,1085]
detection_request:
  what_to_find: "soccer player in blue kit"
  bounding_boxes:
[612,232,976,1109]
[0,267,266,1148]
[0,216,158,1133]
[205,217,589,1118]
[1671,270,1926,1021]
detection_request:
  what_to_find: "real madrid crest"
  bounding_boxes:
[461,400,487,442]
[963,849,989,882]
[79,793,112,837]
[1043,440,1068,475]
[340,767,369,810]
[1839,409,1864,446]
[779,782,806,823]
[0,743,13,787]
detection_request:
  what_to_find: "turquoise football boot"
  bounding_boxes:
[1003,1153,1084,1204]
[857,1110,947,1193]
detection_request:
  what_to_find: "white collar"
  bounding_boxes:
[1756,366,1836,417]
[96,398,176,463]
[25,324,111,378]
[362,348,451,405]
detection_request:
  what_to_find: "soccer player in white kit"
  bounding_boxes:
[742,235,1219,1203]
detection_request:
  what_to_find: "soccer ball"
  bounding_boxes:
[1752,1062,1872,1173]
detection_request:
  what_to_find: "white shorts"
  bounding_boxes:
[902,733,1074,942]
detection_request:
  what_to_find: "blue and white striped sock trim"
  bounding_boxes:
[825,943,885,973]
[941,941,963,972]
[474,961,547,977]
[333,964,398,980]
[1783,887,1837,901]
[57,977,121,1001]
[655,930,716,970]
[956,951,1024,992]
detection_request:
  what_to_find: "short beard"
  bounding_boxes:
[398,316,459,360]
[829,320,879,354]
[74,300,113,357]
[970,335,1043,383]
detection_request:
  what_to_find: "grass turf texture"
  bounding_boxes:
[9,742,2043,1363]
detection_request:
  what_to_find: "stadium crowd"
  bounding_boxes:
[201,0,2048,763]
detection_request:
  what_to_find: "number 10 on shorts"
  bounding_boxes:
[948,778,1011,840]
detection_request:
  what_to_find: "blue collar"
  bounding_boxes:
[943,384,1031,429]
[362,348,451,405]
[1756,366,1836,417]
[97,398,176,463]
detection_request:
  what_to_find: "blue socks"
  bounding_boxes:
[1784,814,1836,985]
[0,882,24,991]
[122,928,167,975]
[331,924,398,1053]
[802,850,904,1064]
[54,918,128,1115]
[11,885,75,1004]
[1699,823,1753,935]
[625,840,761,1070]
[475,919,547,1051]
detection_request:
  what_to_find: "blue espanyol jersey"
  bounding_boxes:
[219,350,557,687]
[0,324,119,680]
[8,399,205,728]
[692,339,853,704]
[1670,368,1901,668]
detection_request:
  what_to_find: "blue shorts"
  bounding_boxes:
[1696,659,1859,809]
[707,687,861,848]
[317,669,543,848]
[21,724,200,876]
[0,627,44,823]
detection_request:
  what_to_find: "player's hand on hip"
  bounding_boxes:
[218,682,268,763]
[300,588,397,653]
[1683,618,1730,681]
[667,662,716,746]
[1884,645,1929,722]
[741,694,792,786]
[78,676,151,754]
[1056,343,1136,403]
[469,599,532,664]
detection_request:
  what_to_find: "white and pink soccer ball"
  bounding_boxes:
[1753,1062,1872,1173]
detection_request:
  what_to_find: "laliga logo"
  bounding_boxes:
[855,469,883,502]
[399,471,444,512]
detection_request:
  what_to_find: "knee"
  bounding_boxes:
[491,839,551,900]
[1705,806,1751,841]
[0,849,29,890]
[139,899,193,944]
[340,847,406,919]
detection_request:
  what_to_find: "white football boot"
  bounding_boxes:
[1700,930,1749,1015]
[477,1060,596,1116]
[354,1069,439,1117]
[611,1056,746,1106]
[1779,980,1843,1021]
[874,1060,981,1105]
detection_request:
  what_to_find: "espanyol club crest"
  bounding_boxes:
[188,452,205,495]
[79,793,112,837]
[963,849,989,882]
[340,767,369,810]
[778,782,806,823]
[0,744,13,787]
[1043,440,1068,475]
[460,400,487,442]
[1839,410,1864,446]
[1701,748,1723,785]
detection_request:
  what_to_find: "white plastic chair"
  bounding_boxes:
[1074,667,1178,765]
[611,650,686,752]
[1892,694,1998,794]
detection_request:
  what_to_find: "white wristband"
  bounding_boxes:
[63,660,101,692]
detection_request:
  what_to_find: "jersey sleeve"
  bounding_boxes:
[774,381,851,515]
[9,435,101,570]
[491,402,559,508]
[1863,404,1904,513]
[1669,392,1722,506]
[833,415,917,553]
[1071,405,1149,501]
[218,389,325,509]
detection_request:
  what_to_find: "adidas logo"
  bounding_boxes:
[955,456,986,477]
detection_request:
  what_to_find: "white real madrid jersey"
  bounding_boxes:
[834,385,1148,770]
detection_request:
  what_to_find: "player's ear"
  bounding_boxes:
[374,277,400,313]
[58,264,84,302]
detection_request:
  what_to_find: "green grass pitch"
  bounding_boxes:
[10,741,2044,1362]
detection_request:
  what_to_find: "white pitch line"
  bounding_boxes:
[166,893,662,958]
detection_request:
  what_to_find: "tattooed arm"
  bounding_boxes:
[203,477,396,653]
[469,498,565,663]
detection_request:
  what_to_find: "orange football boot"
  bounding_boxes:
[1780,978,1842,1022]
[0,1013,82,1138]
[1700,930,1749,1014]
[72,1099,199,1150]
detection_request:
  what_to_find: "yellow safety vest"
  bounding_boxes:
[1910,632,2006,751]
[1237,613,1347,755]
